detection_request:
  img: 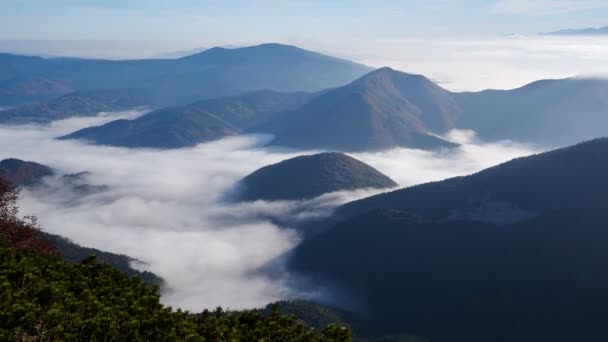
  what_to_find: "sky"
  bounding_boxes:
[1,0,608,45]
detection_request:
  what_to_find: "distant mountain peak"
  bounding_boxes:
[350,67,432,93]
[268,67,461,151]
[542,26,608,36]
[182,43,331,60]
[251,42,299,49]
[2,43,370,108]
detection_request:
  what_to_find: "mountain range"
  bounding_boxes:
[290,137,608,342]
[0,43,371,107]
[237,152,397,202]
[0,92,145,124]
[542,26,608,36]
[54,65,608,152]
[454,77,608,147]
[6,41,608,341]
[60,90,310,148]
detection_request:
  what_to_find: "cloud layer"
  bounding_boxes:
[296,35,608,91]
[491,0,608,15]
[0,114,538,311]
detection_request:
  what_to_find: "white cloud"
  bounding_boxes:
[491,0,608,15]
[0,115,538,311]
[320,35,608,91]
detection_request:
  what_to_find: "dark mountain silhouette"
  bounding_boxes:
[266,67,460,151]
[0,43,371,107]
[454,77,608,147]
[237,152,397,201]
[60,90,310,148]
[263,300,429,342]
[0,92,145,124]
[291,138,608,342]
[542,26,608,36]
[0,158,54,185]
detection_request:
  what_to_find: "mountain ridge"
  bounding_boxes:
[266,67,460,151]
[0,43,372,107]
[291,137,608,342]
[237,152,398,202]
[60,90,311,148]
[542,26,608,36]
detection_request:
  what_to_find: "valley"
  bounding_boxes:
[2,24,608,340]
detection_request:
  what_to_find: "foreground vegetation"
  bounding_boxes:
[0,177,351,341]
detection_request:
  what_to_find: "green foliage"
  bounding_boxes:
[263,300,427,342]
[0,176,351,341]
[261,300,349,331]
[0,240,352,341]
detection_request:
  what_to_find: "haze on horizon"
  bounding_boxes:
[2,0,608,90]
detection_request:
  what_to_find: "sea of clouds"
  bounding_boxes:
[301,35,608,91]
[0,112,539,312]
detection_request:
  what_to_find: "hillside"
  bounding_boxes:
[0,175,350,340]
[0,243,350,341]
[266,67,459,151]
[291,138,608,342]
[0,92,145,124]
[0,76,73,106]
[0,44,371,107]
[60,90,310,148]
[454,78,608,147]
[0,159,107,196]
[237,153,397,201]
[0,158,54,185]
[0,174,159,285]
[40,232,162,286]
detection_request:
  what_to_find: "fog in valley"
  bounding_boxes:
[0,112,539,311]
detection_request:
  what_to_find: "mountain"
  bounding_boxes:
[454,78,608,147]
[291,138,608,342]
[56,71,608,152]
[263,300,428,342]
[0,158,54,185]
[60,90,310,148]
[0,76,73,105]
[266,67,460,151]
[0,43,371,107]
[542,26,608,36]
[39,231,162,286]
[0,158,108,200]
[237,153,397,202]
[0,92,145,124]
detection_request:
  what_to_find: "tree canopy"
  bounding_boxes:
[0,177,351,341]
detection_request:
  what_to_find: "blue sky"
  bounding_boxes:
[1,0,607,43]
